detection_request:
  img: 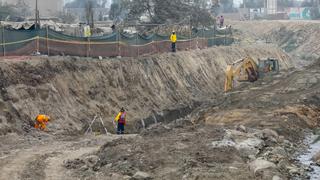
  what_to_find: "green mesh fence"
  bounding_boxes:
[0,27,234,57]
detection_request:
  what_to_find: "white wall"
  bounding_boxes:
[267,0,277,14]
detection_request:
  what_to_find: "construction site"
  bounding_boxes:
[0,0,320,180]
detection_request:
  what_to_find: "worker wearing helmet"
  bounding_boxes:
[170,31,177,52]
[34,114,50,130]
[114,108,127,134]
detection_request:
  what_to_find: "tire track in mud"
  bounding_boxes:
[21,155,48,180]
[0,145,53,180]
[0,140,86,180]
[44,147,99,180]
[0,135,137,180]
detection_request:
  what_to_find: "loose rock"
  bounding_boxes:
[133,171,152,180]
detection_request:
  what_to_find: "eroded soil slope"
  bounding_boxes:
[57,62,320,180]
[0,44,292,135]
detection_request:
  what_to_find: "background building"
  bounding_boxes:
[266,0,277,14]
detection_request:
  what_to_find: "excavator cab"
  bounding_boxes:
[258,58,279,78]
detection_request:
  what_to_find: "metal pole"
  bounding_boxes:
[136,30,139,57]
[117,0,121,57]
[189,16,192,50]
[151,29,155,54]
[2,25,5,57]
[46,25,49,55]
[35,0,38,29]
[213,22,216,46]
[224,27,227,45]
[202,25,205,49]
[87,37,91,57]
[117,28,121,57]
[36,36,39,53]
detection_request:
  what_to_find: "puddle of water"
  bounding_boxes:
[298,135,320,180]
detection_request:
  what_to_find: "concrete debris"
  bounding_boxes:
[249,158,277,176]
[133,171,152,180]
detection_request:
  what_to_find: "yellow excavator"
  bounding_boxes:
[224,57,279,92]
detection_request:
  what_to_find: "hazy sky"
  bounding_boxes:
[234,0,242,7]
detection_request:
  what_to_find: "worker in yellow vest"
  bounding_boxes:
[170,31,177,52]
[114,108,127,134]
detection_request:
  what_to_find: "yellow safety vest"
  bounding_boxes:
[170,34,177,43]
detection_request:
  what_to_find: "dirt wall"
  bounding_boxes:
[0,44,293,135]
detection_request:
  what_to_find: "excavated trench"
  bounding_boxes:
[135,104,196,130]
[0,44,293,137]
[2,21,320,180]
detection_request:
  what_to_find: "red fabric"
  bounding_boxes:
[118,112,126,124]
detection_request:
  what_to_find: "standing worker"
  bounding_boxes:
[219,15,224,28]
[34,114,50,131]
[114,107,127,134]
[170,31,177,52]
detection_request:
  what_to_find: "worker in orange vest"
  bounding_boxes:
[34,114,50,130]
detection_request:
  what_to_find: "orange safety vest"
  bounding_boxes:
[36,114,50,123]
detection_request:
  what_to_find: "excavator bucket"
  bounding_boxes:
[224,65,234,92]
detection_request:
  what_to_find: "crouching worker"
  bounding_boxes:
[35,114,50,131]
[114,108,126,134]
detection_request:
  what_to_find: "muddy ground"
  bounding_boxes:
[0,20,319,180]
[63,62,320,180]
[1,60,318,180]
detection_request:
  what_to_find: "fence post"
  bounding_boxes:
[136,32,139,57]
[36,35,39,54]
[2,25,5,57]
[46,26,50,56]
[155,27,159,53]
[202,26,205,49]
[224,26,227,46]
[151,33,155,54]
[117,29,121,57]
[213,23,216,46]
[230,26,233,44]
[86,37,91,57]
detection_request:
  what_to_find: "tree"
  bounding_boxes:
[15,0,32,18]
[85,0,94,28]
[310,7,320,19]
[0,5,15,21]
[65,0,100,8]
[123,0,215,27]
[109,3,120,20]
[57,12,76,24]
[220,0,234,12]
[0,3,29,21]
[109,0,131,21]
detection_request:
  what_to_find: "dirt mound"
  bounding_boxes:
[65,124,255,180]
[0,44,293,136]
[231,20,320,67]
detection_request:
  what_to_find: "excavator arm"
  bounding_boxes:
[224,57,259,92]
